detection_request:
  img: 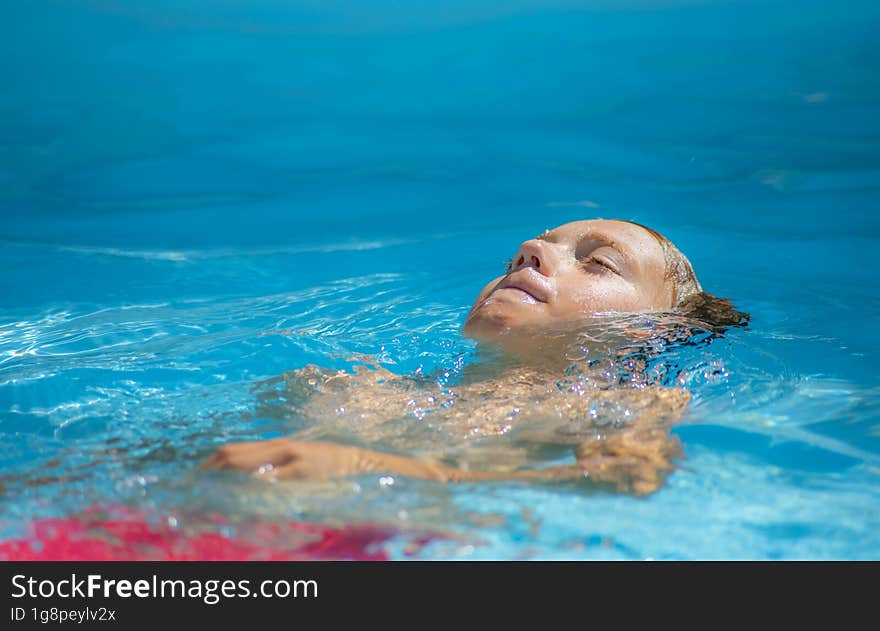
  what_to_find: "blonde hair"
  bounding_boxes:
[624,220,749,329]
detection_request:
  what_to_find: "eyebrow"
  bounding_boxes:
[586,233,625,253]
[565,231,633,263]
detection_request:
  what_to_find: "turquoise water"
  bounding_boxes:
[2,0,879,559]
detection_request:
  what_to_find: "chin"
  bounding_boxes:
[463,300,537,339]
[463,314,507,339]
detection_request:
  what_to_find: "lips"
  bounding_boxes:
[500,285,541,303]
[496,269,551,303]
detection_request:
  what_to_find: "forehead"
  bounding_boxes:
[545,220,665,261]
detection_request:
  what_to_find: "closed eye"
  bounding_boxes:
[581,256,620,275]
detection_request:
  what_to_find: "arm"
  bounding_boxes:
[213,366,690,495]
[201,438,469,483]
[201,422,682,496]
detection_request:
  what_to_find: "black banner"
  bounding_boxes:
[1,561,876,627]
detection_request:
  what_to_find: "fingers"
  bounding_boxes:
[200,438,298,474]
[200,439,360,481]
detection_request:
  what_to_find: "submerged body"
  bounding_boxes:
[205,358,688,495]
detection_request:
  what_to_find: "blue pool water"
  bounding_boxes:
[2,0,879,559]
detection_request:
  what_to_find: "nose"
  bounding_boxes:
[510,239,557,277]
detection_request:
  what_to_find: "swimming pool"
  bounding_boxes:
[2,0,879,559]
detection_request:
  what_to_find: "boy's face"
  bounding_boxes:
[463,219,673,337]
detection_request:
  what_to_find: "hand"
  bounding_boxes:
[201,438,374,480]
[574,430,683,495]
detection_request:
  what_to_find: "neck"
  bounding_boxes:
[461,324,628,383]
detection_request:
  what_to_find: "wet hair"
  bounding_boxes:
[624,220,749,330]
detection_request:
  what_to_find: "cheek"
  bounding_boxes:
[558,276,642,314]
